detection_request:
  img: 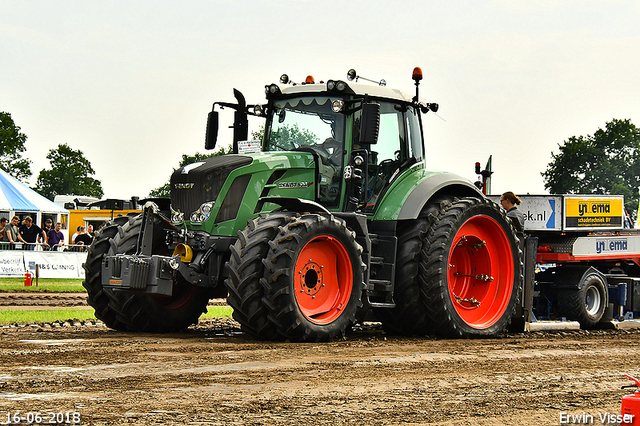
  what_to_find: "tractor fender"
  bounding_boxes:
[397,172,482,220]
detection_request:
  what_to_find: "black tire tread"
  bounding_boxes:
[106,214,211,332]
[262,214,365,342]
[82,216,131,330]
[556,274,606,329]
[225,212,294,340]
[374,219,431,336]
[420,196,523,338]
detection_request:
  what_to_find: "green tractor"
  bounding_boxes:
[83,67,522,341]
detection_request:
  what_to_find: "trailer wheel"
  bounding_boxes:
[82,216,131,331]
[262,214,364,342]
[374,219,431,336]
[107,214,212,332]
[557,272,607,329]
[225,212,294,340]
[421,197,522,338]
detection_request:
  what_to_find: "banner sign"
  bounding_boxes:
[564,196,624,230]
[0,252,87,278]
[0,252,27,276]
[487,195,561,231]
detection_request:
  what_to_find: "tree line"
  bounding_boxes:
[0,111,104,199]
[2,110,640,219]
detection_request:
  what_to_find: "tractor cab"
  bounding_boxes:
[206,68,438,215]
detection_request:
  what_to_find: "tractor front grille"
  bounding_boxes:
[170,155,252,216]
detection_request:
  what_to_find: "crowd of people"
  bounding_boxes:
[0,216,95,251]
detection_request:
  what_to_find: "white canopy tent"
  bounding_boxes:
[0,168,70,241]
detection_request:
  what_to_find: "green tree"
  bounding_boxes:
[268,124,318,150]
[542,118,640,221]
[0,111,32,182]
[148,146,232,198]
[34,143,104,200]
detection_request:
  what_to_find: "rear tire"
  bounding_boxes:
[262,214,365,342]
[107,215,212,332]
[556,272,607,329]
[374,219,431,335]
[225,212,294,340]
[421,197,522,338]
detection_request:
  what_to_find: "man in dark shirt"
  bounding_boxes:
[74,226,94,246]
[47,222,65,251]
[18,216,47,250]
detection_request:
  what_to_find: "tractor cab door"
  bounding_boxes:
[353,101,423,213]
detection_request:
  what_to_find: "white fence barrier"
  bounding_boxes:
[0,251,88,279]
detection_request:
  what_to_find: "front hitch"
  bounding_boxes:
[102,203,184,296]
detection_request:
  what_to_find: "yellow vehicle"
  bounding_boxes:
[65,198,141,243]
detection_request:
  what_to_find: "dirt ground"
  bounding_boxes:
[0,294,639,426]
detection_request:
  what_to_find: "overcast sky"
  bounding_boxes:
[1,1,639,200]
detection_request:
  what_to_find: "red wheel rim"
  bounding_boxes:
[294,235,353,324]
[447,215,514,329]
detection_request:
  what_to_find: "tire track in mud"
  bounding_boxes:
[0,292,229,309]
[0,292,88,307]
[0,326,638,426]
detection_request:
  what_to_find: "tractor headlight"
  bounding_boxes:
[265,84,281,96]
[252,104,264,116]
[327,80,349,93]
[190,202,214,223]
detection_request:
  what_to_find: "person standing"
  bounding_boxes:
[74,226,93,246]
[42,219,53,243]
[18,216,47,250]
[4,216,20,249]
[500,191,525,232]
[0,218,7,247]
[87,224,95,238]
[71,225,82,244]
[47,222,65,251]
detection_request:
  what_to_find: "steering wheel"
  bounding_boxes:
[321,138,343,166]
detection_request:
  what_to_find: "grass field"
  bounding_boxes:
[0,305,233,326]
[0,277,85,292]
[0,278,233,325]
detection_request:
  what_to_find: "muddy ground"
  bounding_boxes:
[0,294,639,425]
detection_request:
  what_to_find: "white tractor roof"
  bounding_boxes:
[278,81,415,103]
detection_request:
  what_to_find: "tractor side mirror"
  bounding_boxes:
[205,110,219,150]
[359,103,380,145]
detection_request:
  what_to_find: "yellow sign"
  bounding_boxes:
[564,197,624,229]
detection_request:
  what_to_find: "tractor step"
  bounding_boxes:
[369,279,393,292]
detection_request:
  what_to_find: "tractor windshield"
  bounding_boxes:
[266,96,345,206]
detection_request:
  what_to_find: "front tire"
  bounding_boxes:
[82,217,130,330]
[225,212,294,340]
[421,197,522,338]
[262,214,365,342]
[107,215,212,332]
